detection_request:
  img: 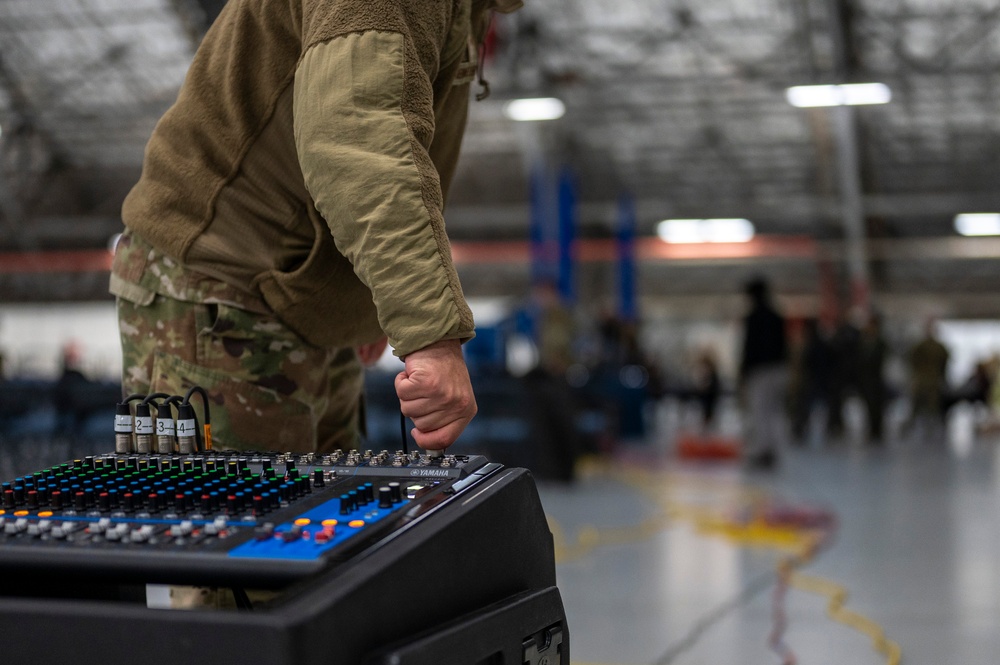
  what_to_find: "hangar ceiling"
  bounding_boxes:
[1,0,999,314]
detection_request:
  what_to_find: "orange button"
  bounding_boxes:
[37,511,53,517]
[13,510,28,517]
[294,518,311,526]
[348,520,365,528]
[321,519,338,527]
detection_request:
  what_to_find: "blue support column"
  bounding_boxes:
[530,161,554,286]
[616,192,638,322]
[557,166,578,304]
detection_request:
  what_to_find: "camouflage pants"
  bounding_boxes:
[117,295,363,454]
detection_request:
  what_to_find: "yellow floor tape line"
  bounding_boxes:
[548,462,902,665]
[790,572,903,665]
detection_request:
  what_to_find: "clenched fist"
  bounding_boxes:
[394,339,477,450]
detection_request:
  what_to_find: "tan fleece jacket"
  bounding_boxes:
[114,0,521,357]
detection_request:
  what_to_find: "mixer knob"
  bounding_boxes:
[312,469,325,487]
[388,482,402,504]
[296,476,310,495]
[378,487,392,509]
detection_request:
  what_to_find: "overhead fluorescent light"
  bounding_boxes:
[786,82,891,108]
[657,218,755,244]
[955,213,1000,236]
[502,97,566,122]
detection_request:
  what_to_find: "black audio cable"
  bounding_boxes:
[231,587,253,611]
[399,411,409,455]
[400,413,446,458]
[181,386,212,452]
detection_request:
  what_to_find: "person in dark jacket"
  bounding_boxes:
[856,313,889,444]
[739,277,789,469]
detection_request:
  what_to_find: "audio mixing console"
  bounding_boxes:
[0,449,499,588]
[0,448,568,665]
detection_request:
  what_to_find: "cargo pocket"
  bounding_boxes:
[149,350,316,453]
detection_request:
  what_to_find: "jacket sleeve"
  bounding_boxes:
[293,0,475,357]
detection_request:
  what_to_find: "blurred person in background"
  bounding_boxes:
[856,312,889,445]
[532,279,577,378]
[691,348,721,432]
[905,319,950,439]
[53,341,94,438]
[789,317,834,446]
[826,313,861,439]
[738,277,789,470]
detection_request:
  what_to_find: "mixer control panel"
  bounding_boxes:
[0,450,499,586]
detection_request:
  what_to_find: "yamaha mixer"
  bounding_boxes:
[0,394,568,665]
[0,449,502,588]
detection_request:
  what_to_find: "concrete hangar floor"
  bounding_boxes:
[537,404,1000,665]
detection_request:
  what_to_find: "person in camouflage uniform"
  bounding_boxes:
[117,279,369,454]
[111,0,522,455]
[116,230,373,454]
